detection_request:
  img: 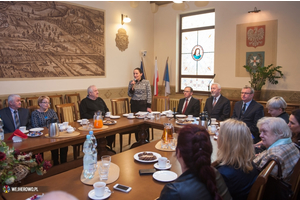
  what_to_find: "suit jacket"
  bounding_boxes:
[177,97,200,117]
[204,95,230,121]
[0,107,30,134]
[232,100,264,142]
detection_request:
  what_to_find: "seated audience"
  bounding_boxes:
[177,86,200,117]
[31,96,67,166]
[289,109,300,146]
[266,96,289,123]
[204,83,230,121]
[216,119,259,200]
[253,117,300,182]
[79,85,115,150]
[159,125,231,200]
[231,86,264,143]
[0,94,30,133]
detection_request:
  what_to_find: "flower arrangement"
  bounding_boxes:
[0,141,52,185]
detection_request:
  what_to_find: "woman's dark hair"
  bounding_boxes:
[176,125,221,200]
[292,109,300,124]
[133,68,142,73]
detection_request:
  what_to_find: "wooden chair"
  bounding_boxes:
[48,95,63,112]
[55,103,80,159]
[290,157,300,200]
[247,160,276,200]
[110,98,132,152]
[65,93,81,119]
[26,97,39,106]
[5,98,26,108]
[27,105,40,116]
[152,96,170,112]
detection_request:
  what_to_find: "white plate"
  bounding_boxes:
[123,113,129,117]
[166,114,174,118]
[77,120,82,123]
[110,115,120,119]
[88,189,111,200]
[103,120,117,125]
[176,120,195,125]
[134,151,161,163]
[105,115,110,118]
[29,127,44,132]
[127,116,135,119]
[151,111,160,114]
[154,163,172,170]
[136,115,146,119]
[21,130,29,134]
[176,114,186,118]
[135,111,148,115]
[153,171,178,182]
[27,132,43,137]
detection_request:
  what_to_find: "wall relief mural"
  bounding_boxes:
[0,1,105,79]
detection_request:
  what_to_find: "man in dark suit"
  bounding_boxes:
[204,83,230,121]
[232,86,264,143]
[177,86,200,117]
[0,94,30,133]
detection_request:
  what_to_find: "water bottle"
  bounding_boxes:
[83,135,95,179]
[0,118,4,141]
[89,131,98,168]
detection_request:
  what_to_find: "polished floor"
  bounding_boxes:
[44,129,163,163]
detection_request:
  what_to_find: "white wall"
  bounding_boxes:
[153,1,300,91]
[0,1,154,95]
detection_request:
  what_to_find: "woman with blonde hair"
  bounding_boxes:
[216,119,258,200]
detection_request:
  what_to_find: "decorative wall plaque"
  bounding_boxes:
[115,28,129,52]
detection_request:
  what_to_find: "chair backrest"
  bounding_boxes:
[110,98,130,115]
[48,95,63,112]
[65,93,81,119]
[247,160,276,200]
[5,98,26,108]
[27,105,40,116]
[26,97,39,106]
[290,157,300,200]
[152,96,170,112]
[55,103,78,123]
[198,98,203,112]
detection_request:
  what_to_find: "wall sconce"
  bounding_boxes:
[121,14,131,25]
[248,7,261,13]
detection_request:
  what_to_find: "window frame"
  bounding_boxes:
[178,9,215,95]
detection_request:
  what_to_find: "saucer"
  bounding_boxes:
[110,115,120,119]
[154,163,172,170]
[123,113,129,117]
[153,171,178,182]
[29,127,44,132]
[127,116,135,119]
[21,130,29,134]
[88,189,111,200]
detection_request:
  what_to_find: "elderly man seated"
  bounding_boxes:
[0,94,30,133]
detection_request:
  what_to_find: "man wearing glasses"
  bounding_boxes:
[177,86,200,117]
[0,94,30,133]
[232,86,264,143]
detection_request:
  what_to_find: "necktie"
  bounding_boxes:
[182,98,188,114]
[242,103,246,115]
[14,110,20,129]
[212,97,217,107]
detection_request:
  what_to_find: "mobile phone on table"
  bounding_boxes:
[113,184,132,193]
[139,168,156,175]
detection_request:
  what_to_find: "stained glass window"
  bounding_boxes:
[179,9,215,93]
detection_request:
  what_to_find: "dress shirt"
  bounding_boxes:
[242,100,252,113]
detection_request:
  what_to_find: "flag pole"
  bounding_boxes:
[162,57,169,87]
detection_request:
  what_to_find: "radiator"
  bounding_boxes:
[170,99,179,111]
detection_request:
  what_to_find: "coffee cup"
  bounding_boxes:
[188,115,193,119]
[63,122,69,127]
[106,112,111,117]
[93,182,108,197]
[211,118,217,124]
[81,119,88,124]
[129,113,134,117]
[59,124,65,131]
[158,157,170,168]
[19,126,26,132]
[67,127,75,133]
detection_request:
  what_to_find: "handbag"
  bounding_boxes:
[258,159,293,200]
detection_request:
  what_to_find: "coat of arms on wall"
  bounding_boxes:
[236,20,277,77]
[115,28,129,52]
[0,1,105,79]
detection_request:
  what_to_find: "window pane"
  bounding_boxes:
[182,31,197,54]
[181,54,196,75]
[198,52,214,75]
[182,12,215,29]
[198,29,215,52]
[181,78,213,92]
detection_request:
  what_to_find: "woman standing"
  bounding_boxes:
[158,125,231,200]
[266,96,289,123]
[216,119,258,200]
[31,96,68,166]
[289,109,300,146]
[128,68,152,113]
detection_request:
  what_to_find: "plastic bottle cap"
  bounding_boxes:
[89,131,93,135]
[86,135,91,139]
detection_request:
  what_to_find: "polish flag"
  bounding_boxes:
[153,58,159,96]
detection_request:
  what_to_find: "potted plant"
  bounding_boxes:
[243,64,284,100]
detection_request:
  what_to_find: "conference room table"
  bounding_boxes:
[2,135,218,200]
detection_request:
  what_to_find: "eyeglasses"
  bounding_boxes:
[41,102,51,105]
[241,92,252,95]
